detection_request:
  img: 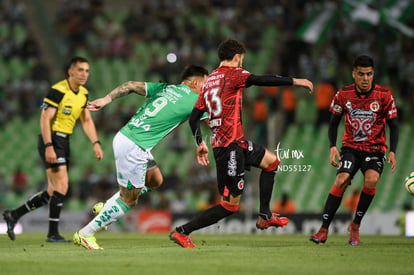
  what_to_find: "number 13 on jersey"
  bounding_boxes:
[204,87,222,117]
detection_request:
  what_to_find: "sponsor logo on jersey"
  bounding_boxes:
[388,109,397,116]
[57,157,66,163]
[247,141,253,151]
[227,150,237,176]
[237,179,244,190]
[345,100,353,110]
[346,100,375,119]
[62,105,72,115]
[369,101,380,112]
[350,108,374,119]
[345,101,378,142]
[333,104,342,113]
[209,118,222,128]
[176,85,191,95]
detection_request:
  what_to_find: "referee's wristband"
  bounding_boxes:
[44,142,53,148]
[93,140,101,145]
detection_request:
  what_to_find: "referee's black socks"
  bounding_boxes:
[13,190,50,220]
[48,191,65,236]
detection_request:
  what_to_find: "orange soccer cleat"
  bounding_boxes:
[169,230,198,248]
[256,213,289,230]
[310,228,329,244]
[348,222,360,246]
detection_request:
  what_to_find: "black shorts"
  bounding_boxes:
[38,132,70,169]
[213,141,265,197]
[337,147,384,178]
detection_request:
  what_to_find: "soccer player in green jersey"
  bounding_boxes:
[73,65,208,249]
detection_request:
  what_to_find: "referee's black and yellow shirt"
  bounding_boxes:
[42,79,88,135]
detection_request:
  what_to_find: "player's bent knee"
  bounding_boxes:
[364,173,380,186]
[147,179,163,189]
[220,201,239,212]
[335,174,351,188]
[334,181,349,189]
[145,169,163,189]
[263,158,280,172]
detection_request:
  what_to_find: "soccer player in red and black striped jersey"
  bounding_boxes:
[170,38,313,248]
[310,55,399,246]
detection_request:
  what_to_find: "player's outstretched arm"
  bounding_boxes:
[246,74,313,93]
[87,81,146,111]
[293,78,313,93]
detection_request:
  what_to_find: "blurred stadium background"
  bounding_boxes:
[0,0,413,234]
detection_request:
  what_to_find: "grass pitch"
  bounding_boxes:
[0,232,413,274]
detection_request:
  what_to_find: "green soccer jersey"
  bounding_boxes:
[119,82,200,150]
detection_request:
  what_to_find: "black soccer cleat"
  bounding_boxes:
[3,210,17,241]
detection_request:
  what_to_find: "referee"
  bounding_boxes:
[3,57,103,242]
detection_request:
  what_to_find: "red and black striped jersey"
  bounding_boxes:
[329,83,397,153]
[195,66,252,148]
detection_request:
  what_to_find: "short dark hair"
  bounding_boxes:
[218,39,246,61]
[69,56,89,68]
[353,55,374,69]
[180,65,208,82]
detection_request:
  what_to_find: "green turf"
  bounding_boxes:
[0,233,413,274]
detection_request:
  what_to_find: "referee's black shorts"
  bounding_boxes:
[38,132,70,169]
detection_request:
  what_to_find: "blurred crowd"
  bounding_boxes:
[0,0,51,126]
[52,0,414,130]
[2,0,414,126]
[1,0,414,212]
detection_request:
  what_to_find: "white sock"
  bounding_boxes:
[79,192,131,236]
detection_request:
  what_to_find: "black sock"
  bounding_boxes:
[48,191,65,236]
[13,190,50,220]
[258,171,275,219]
[321,194,343,229]
[353,191,374,225]
[176,204,234,235]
